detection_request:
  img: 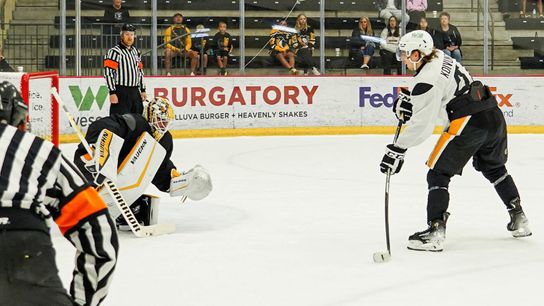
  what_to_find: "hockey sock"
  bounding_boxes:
[426,170,451,223]
[482,166,520,209]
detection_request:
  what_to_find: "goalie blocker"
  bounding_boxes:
[74,97,212,227]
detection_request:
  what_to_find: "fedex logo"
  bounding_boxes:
[359,87,407,108]
[489,87,513,107]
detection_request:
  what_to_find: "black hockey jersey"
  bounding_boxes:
[74,113,176,192]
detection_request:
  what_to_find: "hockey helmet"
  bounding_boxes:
[143,97,174,140]
[0,81,27,128]
[120,23,136,34]
[396,30,434,61]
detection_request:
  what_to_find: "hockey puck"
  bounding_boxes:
[373,252,391,263]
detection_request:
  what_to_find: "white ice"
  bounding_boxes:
[54,134,544,306]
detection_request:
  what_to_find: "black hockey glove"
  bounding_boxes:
[393,88,412,123]
[380,144,407,175]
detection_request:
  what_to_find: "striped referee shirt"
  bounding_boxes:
[0,123,119,306]
[104,42,145,94]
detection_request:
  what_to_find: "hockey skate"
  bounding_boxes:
[408,213,450,252]
[507,198,532,238]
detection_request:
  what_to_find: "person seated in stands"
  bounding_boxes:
[417,16,448,50]
[438,12,462,62]
[376,0,410,26]
[380,16,401,75]
[191,24,209,75]
[519,0,543,18]
[212,21,233,76]
[351,16,376,70]
[292,14,320,75]
[407,0,427,31]
[269,20,297,75]
[0,48,14,72]
[103,0,130,36]
[164,13,200,76]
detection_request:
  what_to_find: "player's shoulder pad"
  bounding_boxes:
[411,83,434,96]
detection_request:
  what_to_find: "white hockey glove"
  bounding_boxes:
[393,88,412,123]
[170,165,212,202]
[380,144,407,175]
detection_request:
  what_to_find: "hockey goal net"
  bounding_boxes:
[0,71,59,146]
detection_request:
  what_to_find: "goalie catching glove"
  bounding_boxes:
[170,165,212,201]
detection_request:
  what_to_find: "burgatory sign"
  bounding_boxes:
[57,76,544,134]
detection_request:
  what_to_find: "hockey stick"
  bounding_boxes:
[373,120,403,263]
[140,28,211,57]
[51,88,176,237]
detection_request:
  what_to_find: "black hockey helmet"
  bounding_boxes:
[120,23,136,33]
[0,81,27,128]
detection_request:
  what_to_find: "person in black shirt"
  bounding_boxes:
[351,16,376,70]
[417,16,448,50]
[191,24,210,75]
[212,21,233,76]
[293,14,320,75]
[438,12,462,63]
[103,0,130,41]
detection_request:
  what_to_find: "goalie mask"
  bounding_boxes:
[0,81,27,129]
[143,97,174,140]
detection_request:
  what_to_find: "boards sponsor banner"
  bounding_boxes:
[58,76,544,135]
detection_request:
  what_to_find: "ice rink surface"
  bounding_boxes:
[55,134,544,306]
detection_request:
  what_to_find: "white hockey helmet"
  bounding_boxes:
[143,97,174,140]
[396,30,434,61]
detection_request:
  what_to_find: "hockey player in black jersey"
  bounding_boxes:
[73,97,212,228]
[379,31,531,252]
[0,81,118,305]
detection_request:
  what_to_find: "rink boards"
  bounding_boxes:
[57,75,544,142]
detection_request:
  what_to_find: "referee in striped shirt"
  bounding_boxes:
[104,23,147,115]
[0,81,118,306]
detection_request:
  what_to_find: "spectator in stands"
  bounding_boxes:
[293,14,320,75]
[351,16,376,69]
[498,0,511,19]
[438,12,462,62]
[269,20,297,75]
[407,0,427,31]
[519,0,543,18]
[417,16,448,50]
[380,16,401,75]
[212,21,233,76]
[103,0,130,37]
[191,24,209,75]
[0,48,14,72]
[376,0,410,26]
[164,13,200,76]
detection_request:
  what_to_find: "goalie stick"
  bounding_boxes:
[51,88,176,237]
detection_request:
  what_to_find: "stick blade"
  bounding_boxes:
[135,222,177,238]
[373,252,391,263]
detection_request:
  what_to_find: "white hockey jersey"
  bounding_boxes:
[396,50,473,149]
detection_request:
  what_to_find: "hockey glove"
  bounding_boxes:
[380,144,407,175]
[170,165,213,202]
[79,151,106,186]
[393,88,412,123]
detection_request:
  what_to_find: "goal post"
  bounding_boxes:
[0,71,59,146]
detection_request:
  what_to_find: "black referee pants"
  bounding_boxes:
[0,230,73,306]
[110,85,143,116]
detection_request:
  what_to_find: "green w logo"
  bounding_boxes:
[69,85,109,111]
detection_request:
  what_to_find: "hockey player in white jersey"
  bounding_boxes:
[379,30,531,252]
[73,97,212,228]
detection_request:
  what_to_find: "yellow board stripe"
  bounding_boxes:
[58,125,544,143]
